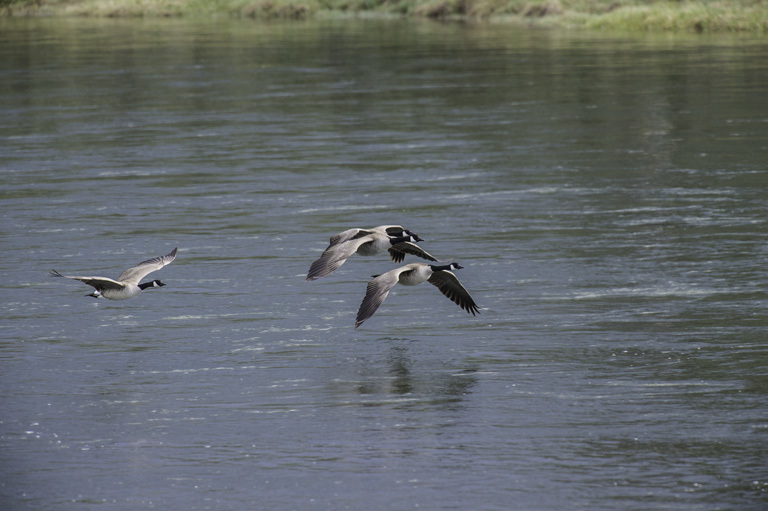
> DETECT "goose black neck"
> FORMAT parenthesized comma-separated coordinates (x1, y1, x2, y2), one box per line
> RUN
(389, 235, 411, 245)
(430, 264, 455, 272)
(139, 281, 157, 290)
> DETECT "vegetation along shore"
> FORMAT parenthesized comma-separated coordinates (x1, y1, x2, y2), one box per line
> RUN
(2, 0, 767, 32)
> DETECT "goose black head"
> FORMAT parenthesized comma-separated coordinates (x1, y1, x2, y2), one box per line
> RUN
(389, 233, 424, 245)
(403, 229, 424, 242)
(139, 280, 166, 290)
(430, 262, 464, 272)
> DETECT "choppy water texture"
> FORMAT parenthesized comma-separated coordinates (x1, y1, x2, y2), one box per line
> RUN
(1, 17, 767, 511)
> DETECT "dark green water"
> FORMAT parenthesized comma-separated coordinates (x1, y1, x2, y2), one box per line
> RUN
(1, 17, 767, 511)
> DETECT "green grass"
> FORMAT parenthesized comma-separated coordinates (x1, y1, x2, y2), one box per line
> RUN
(2, 0, 767, 32)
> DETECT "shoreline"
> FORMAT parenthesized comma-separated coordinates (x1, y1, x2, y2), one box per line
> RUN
(2, 0, 767, 33)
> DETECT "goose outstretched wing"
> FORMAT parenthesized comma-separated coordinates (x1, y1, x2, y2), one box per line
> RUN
(116, 247, 178, 285)
(427, 270, 480, 315)
(49, 270, 125, 291)
(388, 242, 438, 264)
(354, 268, 403, 328)
(307, 237, 372, 281)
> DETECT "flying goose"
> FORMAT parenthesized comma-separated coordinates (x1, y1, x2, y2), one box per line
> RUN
(355, 262, 480, 328)
(306, 226, 437, 281)
(325, 226, 408, 249)
(50, 247, 178, 300)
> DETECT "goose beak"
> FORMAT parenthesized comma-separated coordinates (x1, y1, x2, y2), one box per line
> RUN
(412, 234, 425, 242)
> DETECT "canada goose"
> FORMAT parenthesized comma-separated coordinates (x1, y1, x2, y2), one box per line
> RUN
(50, 247, 178, 300)
(306, 226, 437, 281)
(355, 262, 480, 328)
(325, 226, 408, 249)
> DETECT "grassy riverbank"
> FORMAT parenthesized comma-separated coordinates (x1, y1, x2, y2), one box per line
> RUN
(2, 0, 767, 32)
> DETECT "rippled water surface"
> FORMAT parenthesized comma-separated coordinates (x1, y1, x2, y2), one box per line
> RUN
(1, 17, 767, 510)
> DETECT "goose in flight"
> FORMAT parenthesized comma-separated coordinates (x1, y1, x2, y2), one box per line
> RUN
(355, 262, 479, 328)
(306, 225, 436, 281)
(50, 247, 178, 300)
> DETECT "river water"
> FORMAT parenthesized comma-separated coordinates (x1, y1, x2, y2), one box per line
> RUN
(1, 16, 766, 511)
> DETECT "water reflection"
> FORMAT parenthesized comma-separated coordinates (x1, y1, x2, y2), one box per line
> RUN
(336, 345, 478, 409)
